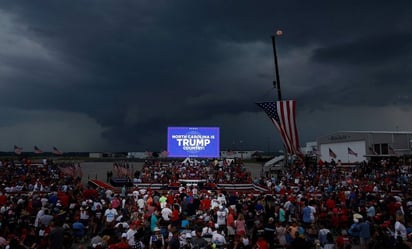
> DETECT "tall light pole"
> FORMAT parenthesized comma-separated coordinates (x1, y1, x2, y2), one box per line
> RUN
(272, 30, 283, 101)
(271, 29, 288, 168)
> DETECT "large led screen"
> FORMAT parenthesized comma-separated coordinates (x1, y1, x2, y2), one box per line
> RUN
(167, 127, 220, 158)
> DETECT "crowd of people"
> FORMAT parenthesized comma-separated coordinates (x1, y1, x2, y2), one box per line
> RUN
(136, 159, 253, 185)
(0, 157, 411, 249)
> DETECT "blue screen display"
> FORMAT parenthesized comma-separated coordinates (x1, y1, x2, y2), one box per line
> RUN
(167, 127, 220, 158)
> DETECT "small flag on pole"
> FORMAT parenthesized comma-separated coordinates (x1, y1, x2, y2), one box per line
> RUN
(329, 148, 337, 159)
(348, 147, 358, 156)
(14, 145, 23, 155)
(34, 146, 43, 154)
(52, 146, 63, 155)
(312, 147, 321, 156)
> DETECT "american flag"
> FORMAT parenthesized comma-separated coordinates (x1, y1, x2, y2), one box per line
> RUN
(34, 146, 43, 154)
(257, 100, 301, 156)
(312, 147, 321, 156)
(14, 145, 23, 155)
(329, 148, 337, 159)
(348, 147, 358, 156)
(52, 146, 63, 155)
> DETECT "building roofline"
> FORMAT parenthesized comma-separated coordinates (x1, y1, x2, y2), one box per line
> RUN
(339, 130, 412, 134)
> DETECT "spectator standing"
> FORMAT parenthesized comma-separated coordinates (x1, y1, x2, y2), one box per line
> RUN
(234, 213, 246, 237)
(191, 228, 208, 249)
(394, 215, 407, 241)
(302, 201, 316, 228)
(322, 232, 336, 249)
(149, 227, 164, 249)
(358, 218, 371, 249)
(104, 204, 119, 228)
(275, 221, 287, 247)
(254, 233, 269, 249)
(49, 219, 65, 249)
(167, 228, 180, 249)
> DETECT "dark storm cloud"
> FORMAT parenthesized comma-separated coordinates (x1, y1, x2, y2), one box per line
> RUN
(0, 0, 411, 151)
(312, 33, 412, 66)
(304, 31, 412, 109)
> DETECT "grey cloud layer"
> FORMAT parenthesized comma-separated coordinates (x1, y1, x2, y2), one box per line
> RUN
(0, 1, 411, 151)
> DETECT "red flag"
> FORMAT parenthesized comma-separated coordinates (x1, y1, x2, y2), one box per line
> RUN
(348, 147, 358, 156)
(14, 145, 23, 155)
(34, 146, 43, 154)
(257, 100, 302, 157)
(52, 146, 63, 155)
(329, 148, 337, 159)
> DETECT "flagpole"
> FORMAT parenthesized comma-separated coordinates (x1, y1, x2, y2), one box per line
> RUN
(271, 31, 282, 101)
(272, 30, 283, 101)
(272, 30, 288, 167)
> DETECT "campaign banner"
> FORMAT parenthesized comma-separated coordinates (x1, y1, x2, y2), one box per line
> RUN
(167, 127, 220, 158)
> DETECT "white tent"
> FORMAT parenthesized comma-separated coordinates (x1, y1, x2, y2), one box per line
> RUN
(263, 155, 285, 172)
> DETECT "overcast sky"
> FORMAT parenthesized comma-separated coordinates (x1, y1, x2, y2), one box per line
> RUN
(0, 1, 411, 153)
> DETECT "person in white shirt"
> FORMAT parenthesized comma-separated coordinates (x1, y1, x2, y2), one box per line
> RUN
(217, 193, 226, 205)
(366, 203, 376, 219)
(216, 206, 227, 227)
(104, 203, 118, 227)
(161, 204, 173, 222)
(210, 198, 220, 210)
(212, 228, 227, 247)
(202, 222, 214, 240)
(126, 224, 138, 247)
(394, 216, 407, 241)
(34, 207, 46, 228)
(137, 197, 145, 211)
(105, 189, 113, 200)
